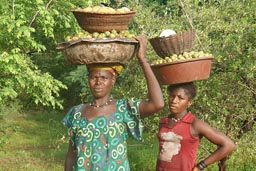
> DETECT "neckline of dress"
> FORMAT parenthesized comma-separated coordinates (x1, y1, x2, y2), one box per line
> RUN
(80, 99, 120, 122)
(89, 97, 113, 108)
(168, 112, 189, 123)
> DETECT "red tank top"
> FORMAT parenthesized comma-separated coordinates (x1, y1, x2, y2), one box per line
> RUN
(156, 112, 200, 171)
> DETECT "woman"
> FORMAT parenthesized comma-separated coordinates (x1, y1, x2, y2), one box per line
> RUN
(62, 35, 164, 171)
(156, 82, 235, 171)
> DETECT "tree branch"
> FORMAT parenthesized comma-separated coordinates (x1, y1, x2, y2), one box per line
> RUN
(178, 0, 204, 51)
(12, 0, 15, 16)
(29, 0, 54, 27)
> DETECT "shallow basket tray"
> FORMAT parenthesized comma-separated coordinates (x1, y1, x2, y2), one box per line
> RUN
(149, 29, 196, 58)
(151, 56, 214, 85)
(72, 9, 136, 33)
(56, 38, 139, 65)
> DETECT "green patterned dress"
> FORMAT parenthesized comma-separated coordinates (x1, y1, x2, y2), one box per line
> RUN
(62, 98, 143, 171)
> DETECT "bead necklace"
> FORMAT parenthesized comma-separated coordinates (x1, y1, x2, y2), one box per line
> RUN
(169, 114, 184, 122)
(89, 97, 113, 108)
(170, 117, 182, 122)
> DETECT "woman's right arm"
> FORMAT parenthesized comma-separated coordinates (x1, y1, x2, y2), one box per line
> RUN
(64, 140, 76, 171)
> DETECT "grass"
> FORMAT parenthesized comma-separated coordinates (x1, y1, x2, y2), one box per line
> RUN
(0, 111, 67, 171)
(0, 110, 256, 171)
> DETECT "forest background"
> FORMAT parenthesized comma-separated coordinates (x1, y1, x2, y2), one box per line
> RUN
(0, 0, 255, 170)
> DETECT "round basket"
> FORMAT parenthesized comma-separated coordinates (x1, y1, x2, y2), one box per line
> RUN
(71, 9, 136, 33)
(149, 29, 196, 58)
(56, 38, 139, 65)
(151, 56, 213, 85)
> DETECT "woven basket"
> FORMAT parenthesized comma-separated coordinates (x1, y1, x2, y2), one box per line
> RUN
(72, 9, 136, 33)
(151, 56, 213, 85)
(149, 29, 196, 58)
(56, 38, 139, 65)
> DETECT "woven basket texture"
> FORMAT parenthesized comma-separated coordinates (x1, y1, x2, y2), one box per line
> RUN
(72, 10, 136, 33)
(57, 38, 139, 65)
(149, 29, 196, 58)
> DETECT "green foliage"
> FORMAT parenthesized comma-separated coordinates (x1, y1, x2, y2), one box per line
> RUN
(0, 52, 66, 109)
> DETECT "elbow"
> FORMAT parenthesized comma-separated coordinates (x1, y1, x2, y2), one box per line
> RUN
(230, 141, 236, 152)
(225, 140, 236, 155)
(155, 101, 165, 112)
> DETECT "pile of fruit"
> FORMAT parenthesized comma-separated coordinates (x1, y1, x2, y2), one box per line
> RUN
(64, 5, 136, 41)
(151, 51, 213, 65)
(150, 29, 213, 65)
(65, 30, 135, 41)
(81, 6, 131, 13)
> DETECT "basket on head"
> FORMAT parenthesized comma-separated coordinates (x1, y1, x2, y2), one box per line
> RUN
(71, 9, 136, 33)
(149, 29, 196, 58)
(151, 56, 213, 85)
(56, 38, 139, 65)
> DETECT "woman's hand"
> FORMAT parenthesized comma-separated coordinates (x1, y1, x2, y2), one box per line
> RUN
(134, 35, 147, 63)
(192, 166, 201, 171)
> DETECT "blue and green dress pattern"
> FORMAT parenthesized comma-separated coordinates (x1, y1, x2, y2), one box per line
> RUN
(62, 98, 143, 171)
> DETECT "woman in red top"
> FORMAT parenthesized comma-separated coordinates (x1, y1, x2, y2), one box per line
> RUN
(156, 82, 235, 171)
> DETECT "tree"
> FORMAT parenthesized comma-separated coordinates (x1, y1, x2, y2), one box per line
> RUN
(0, 0, 255, 170)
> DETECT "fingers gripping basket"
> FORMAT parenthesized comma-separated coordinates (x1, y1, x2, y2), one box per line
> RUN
(149, 29, 196, 58)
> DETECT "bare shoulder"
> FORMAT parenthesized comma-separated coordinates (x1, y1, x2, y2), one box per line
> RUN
(191, 117, 216, 137)
(192, 117, 235, 148)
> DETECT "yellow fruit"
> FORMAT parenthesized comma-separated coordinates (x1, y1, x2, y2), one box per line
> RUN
(105, 7, 116, 13)
(121, 7, 131, 12)
(92, 6, 101, 12)
(92, 32, 99, 38)
(97, 7, 108, 13)
(98, 33, 106, 38)
(71, 36, 79, 40)
(83, 7, 92, 12)
(109, 33, 116, 38)
(116, 8, 126, 13)
(65, 36, 71, 41)
(105, 31, 111, 37)
(111, 30, 117, 34)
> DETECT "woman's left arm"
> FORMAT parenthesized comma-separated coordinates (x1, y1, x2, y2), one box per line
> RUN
(134, 35, 164, 117)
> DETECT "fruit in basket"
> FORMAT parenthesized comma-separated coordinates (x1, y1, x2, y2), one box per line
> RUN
(151, 51, 212, 65)
(116, 7, 131, 13)
(65, 30, 136, 41)
(72, 6, 135, 33)
(81, 6, 131, 14)
(159, 29, 176, 37)
(83, 7, 92, 12)
(92, 6, 101, 12)
(98, 7, 116, 13)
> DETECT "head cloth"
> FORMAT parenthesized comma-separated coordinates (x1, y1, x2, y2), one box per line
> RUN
(87, 63, 123, 76)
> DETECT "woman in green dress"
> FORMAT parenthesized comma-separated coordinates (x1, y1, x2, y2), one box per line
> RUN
(62, 35, 165, 171)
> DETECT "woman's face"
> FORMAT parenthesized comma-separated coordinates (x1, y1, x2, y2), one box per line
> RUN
(88, 70, 116, 98)
(168, 87, 192, 115)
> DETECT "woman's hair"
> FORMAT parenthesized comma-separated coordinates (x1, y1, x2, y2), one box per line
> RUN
(167, 82, 197, 100)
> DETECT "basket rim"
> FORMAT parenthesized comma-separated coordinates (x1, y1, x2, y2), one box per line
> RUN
(150, 56, 214, 67)
(85, 61, 126, 66)
(56, 38, 139, 50)
(71, 9, 136, 15)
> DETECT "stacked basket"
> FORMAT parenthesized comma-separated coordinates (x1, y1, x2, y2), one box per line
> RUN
(149, 29, 214, 85)
(57, 6, 139, 65)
